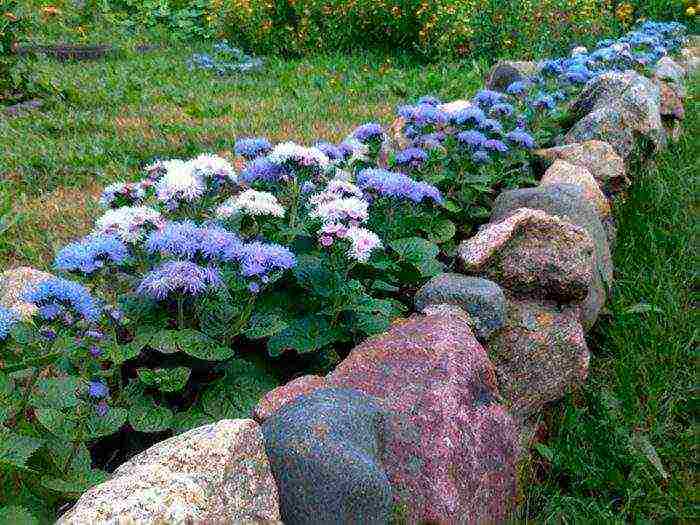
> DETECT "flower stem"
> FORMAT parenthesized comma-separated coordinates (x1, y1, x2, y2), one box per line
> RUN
(177, 295, 185, 330)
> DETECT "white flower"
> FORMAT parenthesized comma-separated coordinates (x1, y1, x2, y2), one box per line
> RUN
(571, 46, 588, 56)
(267, 141, 330, 170)
(94, 206, 162, 243)
(216, 189, 285, 218)
(310, 196, 369, 224)
(190, 153, 237, 183)
(99, 182, 146, 207)
(155, 160, 206, 203)
(340, 137, 369, 163)
(308, 178, 364, 208)
(438, 99, 474, 115)
(345, 226, 382, 262)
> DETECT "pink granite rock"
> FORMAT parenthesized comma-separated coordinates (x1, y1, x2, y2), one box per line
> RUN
(327, 311, 519, 524)
(540, 160, 610, 218)
(655, 79, 685, 121)
(457, 208, 596, 303)
(252, 375, 327, 423)
(488, 298, 591, 419)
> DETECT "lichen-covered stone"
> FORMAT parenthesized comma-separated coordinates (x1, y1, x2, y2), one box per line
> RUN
(565, 70, 666, 160)
(488, 298, 590, 419)
(327, 311, 519, 523)
(485, 60, 541, 91)
(653, 56, 685, 83)
(57, 419, 280, 524)
(0, 267, 53, 319)
(540, 160, 610, 218)
(457, 208, 595, 303)
(492, 184, 613, 331)
(414, 273, 506, 340)
(534, 140, 629, 195)
(252, 374, 327, 423)
(262, 388, 393, 525)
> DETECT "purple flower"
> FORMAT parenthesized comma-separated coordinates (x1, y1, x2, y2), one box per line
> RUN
(95, 400, 109, 417)
(248, 282, 260, 294)
(563, 64, 592, 84)
(320, 235, 334, 247)
(472, 150, 491, 164)
(394, 147, 428, 168)
(456, 130, 487, 149)
(55, 234, 129, 274)
(315, 142, 348, 162)
(146, 221, 244, 263)
(479, 118, 503, 135)
(506, 130, 537, 149)
(449, 107, 486, 127)
(484, 139, 510, 153)
(490, 103, 515, 118)
(88, 380, 109, 399)
(137, 261, 223, 300)
(541, 59, 564, 76)
(239, 242, 296, 279)
(472, 89, 505, 108)
(234, 137, 272, 159)
(90, 346, 102, 358)
(352, 122, 384, 143)
(24, 278, 102, 323)
(356, 168, 442, 204)
(417, 95, 441, 106)
(506, 81, 529, 96)
(397, 104, 448, 128)
(0, 307, 19, 340)
(85, 330, 103, 340)
(40, 327, 57, 341)
(240, 157, 284, 184)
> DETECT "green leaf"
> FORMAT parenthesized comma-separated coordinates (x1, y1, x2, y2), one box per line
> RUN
(148, 329, 183, 355)
(8, 323, 36, 346)
(390, 237, 444, 277)
(267, 315, 342, 356)
(85, 407, 128, 439)
(45, 437, 92, 475)
(41, 469, 109, 496)
(35, 408, 77, 441)
(535, 443, 554, 462)
(30, 377, 80, 410)
(0, 506, 39, 525)
(293, 255, 344, 297)
(244, 312, 288, 339)
(0, 430, 43, 470)
(442, 199, 462, 213)
(149, 329, 235, 361)
(105, 341, 142, 365)
(371, 280, 400, 293)
(428, 218, 456, 243)
(129, 399, 173, 433)
(171, 409, 215, 435)
(136, 367, 191, 393)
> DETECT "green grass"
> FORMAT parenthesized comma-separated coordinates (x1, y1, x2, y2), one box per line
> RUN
(525, 77, 699, 522)
(0, 45, 485, 269)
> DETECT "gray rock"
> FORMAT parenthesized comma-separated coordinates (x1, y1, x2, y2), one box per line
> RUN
(565, 70, 666, 160)
(540, 160, 610, 219)
(262, 388, 393, 525)
(491, 184, 613, 330)
(414, 273, 506, 340)
(485, 61, 540, 92)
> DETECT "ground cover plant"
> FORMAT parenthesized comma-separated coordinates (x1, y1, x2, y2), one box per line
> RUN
(0, 6, 695, 525)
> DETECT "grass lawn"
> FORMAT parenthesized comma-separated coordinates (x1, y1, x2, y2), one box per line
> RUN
(0, 45, 485, 270)
(525, 76, 698, 522)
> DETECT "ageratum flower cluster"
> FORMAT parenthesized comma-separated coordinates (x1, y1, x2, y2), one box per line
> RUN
(23, 278, 102, 324)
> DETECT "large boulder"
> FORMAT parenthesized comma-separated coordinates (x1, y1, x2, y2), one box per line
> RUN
(0, 267, 53, 319)
(262, 388, 393, 525)
(252, 374, 327, 423)
(491, 184, 613, 330)
(534, 140, 629, 195)
(540, 160, 610, 218)
(57, 419, 281, 524)
(488, 298, 590, 420)
(653, 56, 685, 84)
(328, 311, 519, 523)
(655, 79, 685, 121)
(414, 273, 506, 340)
(564, 70, 666, 160)
(485, 60, 541, 91)
(457, 208, 596, 304)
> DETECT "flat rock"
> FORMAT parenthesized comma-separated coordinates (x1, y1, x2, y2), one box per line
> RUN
(414, 273, 506, 340)
(0, 267, 54, 319)
(328, 311, 519, 523)
(534, 140, 629, 195)
(541, 160, 610, 218)
(565, 70, 666, 160)
(457, 208, 595, 303)
(252, 374, 327, 423)
(262, 388, 393, 525)
(58, 419, 280, 523)
(485, 60, 540, 91)
(488, 298, 590, 419)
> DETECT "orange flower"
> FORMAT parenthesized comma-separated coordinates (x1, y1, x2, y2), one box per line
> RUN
(41, 6, 62, 16)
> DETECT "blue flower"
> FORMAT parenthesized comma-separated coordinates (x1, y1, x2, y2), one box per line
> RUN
(541, 59, 564, 76)
(456, 130, 487, 149)
(506, 130, 537, 149)
(137, 261, 223, 300)
(239, 242, 296, 279)
(490, 103, 515, 118)
(394, 147, 428, 168)
(449, 107, 486, 127)
(24, 278, 102, 323)
(352, 122, 384, 143)
(532, 93, 556, 112)
(55, 234, 129, 274)
(315, 142, 348, 162)
(234, 137, 272, 159)
(240, 158, 284, 184)
(145, 221, 243, 262)
(417, 95, 441, 106)
(479, 118, 503, 135)
(472, 150, 491, 164)
(505, 81, 529, 96)
(484, 139, 509, 153)
(88, 380, 109, 399)
(472, 89, 505, 108)
(356, 168, 442, 204)
(0, 307, 19, 340)
(397, 104, 448, 128)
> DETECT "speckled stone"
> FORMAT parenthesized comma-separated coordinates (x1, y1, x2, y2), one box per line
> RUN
(534, 140, 629, 195)
(655, 79, 685, 121)
(57, 419, 280, 524)
(262, 388, 393, 525)
(414, 273, 506, 340)
(485, 60, 541, 91)
(328, 311, 519, 523)
(679, 47, 700, 74)
(540, 160, 610, 218)
(492, 184, 613, 331)
(252, 374, 328, 423)
(653, 56, 685, 84)
(565, 70, 666, 160)
(0, 267, 53, 319)
(457, 208, 595, 303)
(488, 298, 590, 419)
